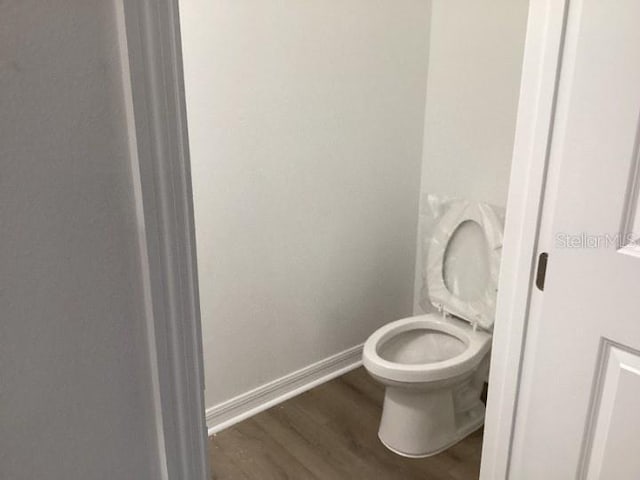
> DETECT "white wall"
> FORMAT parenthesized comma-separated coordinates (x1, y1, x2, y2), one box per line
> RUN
(420, 0, 529, 206)
(0, 1, 162, 478)
(180, 0, 432, 407)
(414, 0, 529, 312)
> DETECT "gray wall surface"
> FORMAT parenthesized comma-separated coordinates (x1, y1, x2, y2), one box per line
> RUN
(419, 0, 529, 208)
(180, 0, 432, 407)
(0, 1, 162, 478)
(413, 0, 529, 313)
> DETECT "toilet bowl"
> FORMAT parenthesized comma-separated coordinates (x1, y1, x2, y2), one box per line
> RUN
(363, 200, 503, 458)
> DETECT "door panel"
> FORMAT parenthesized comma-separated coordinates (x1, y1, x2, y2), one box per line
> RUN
(619, 122, 640, 254)
(583, 341, 640, 480)
(508, 0, 640, 478)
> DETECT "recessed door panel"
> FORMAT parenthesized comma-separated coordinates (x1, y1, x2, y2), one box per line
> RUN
(582, 342, 640, 479)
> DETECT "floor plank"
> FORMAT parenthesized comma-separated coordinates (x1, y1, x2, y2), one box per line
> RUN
(210, 368, 482, 480)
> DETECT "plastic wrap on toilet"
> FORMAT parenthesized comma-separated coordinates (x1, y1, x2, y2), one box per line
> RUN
(416, 193, 505, 330)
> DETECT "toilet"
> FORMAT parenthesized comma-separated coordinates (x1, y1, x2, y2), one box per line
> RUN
(362, 200, 503, 458)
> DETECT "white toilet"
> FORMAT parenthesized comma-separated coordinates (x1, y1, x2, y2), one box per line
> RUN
(362, 200, 503, 458)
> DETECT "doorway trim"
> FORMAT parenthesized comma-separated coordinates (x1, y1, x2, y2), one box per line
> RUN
(117, 0, 573, 477)
(119, 0, 209, 478)
(479, 1, 570, 478)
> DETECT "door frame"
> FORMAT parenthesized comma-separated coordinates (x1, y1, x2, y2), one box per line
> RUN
(480, 0, 570, 478)
(121, 0, 573, 478)
(118, 0, 209, 478)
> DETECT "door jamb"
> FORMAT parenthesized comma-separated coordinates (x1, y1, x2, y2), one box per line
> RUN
(480, 1, 569, 478)
(116, 0, 573, 477)
(119, 1, 209, 478)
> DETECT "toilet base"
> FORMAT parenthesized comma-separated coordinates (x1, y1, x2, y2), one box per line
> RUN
(377, 382, 485, 458)
(379, 421, 484, 459)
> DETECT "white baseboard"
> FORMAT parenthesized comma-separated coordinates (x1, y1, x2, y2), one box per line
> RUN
(206, 344, 364, 435)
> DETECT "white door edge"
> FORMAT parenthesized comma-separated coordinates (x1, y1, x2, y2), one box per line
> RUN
(480, 1, 570, 478)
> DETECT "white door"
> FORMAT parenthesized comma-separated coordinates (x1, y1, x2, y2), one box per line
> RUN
(508, 0, 640, 478)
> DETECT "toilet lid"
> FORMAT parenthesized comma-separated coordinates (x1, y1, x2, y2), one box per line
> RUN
(425, 201, 503, 330)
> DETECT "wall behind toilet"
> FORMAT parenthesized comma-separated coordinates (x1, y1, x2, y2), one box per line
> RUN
(414, 0, 530, 313)
(180, 0, 432, 411)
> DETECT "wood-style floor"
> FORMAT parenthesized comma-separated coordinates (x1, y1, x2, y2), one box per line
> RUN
(209, 367, 483, 479)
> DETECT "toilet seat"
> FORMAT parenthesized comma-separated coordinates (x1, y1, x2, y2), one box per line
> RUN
(426, 202, 502, 330)
(363, 314, 491, 384)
